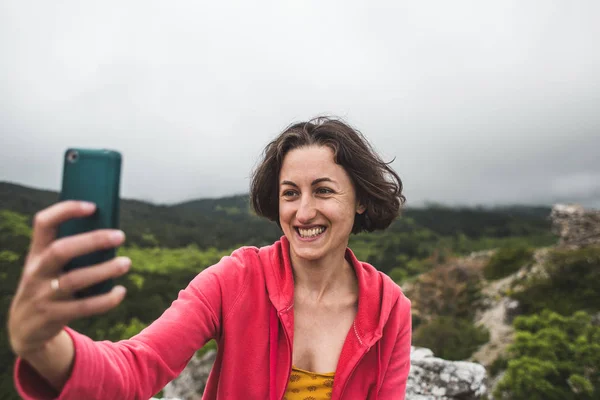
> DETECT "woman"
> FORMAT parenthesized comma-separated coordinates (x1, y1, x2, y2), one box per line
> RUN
(8, 117, 412, 400)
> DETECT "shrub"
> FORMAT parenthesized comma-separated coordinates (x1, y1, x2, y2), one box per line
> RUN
(489, 354, 508, 377)
(483, 244, 533, 280)
(494, 310, 600, 400)
(407, 263, 484, 321)
(412, 317, 490, 360)
(387, 267, 407, 284)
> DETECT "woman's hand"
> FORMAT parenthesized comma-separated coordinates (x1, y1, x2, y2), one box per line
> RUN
(8, 200, 130, 359)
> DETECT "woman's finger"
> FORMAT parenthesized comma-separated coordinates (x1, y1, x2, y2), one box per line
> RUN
(51, 286, 127, 322)
(54, 257, 131, 298)
(38, 229, 125, 277)
(29, 201, 97, 257)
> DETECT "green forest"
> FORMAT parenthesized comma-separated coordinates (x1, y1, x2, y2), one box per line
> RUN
(1, 181, 598, 399)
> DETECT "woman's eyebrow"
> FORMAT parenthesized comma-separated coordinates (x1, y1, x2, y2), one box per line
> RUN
(311, 177, 336, 185)
(280, 178, 337, 187)
(280, 180, 298, 187)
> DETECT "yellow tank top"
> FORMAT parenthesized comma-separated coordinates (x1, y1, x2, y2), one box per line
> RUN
(284, 366, 335, 400)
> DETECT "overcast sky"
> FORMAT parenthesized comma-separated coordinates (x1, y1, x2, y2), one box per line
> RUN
(1, 1, 599, 207)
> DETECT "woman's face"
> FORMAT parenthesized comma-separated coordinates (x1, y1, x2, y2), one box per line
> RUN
(278, 145, 365, 263)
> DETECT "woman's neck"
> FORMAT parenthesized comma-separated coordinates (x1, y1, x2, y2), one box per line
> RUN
(290, 247, 358, 305)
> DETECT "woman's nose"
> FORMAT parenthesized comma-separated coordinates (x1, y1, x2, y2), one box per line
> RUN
(296, 195, 317, 222)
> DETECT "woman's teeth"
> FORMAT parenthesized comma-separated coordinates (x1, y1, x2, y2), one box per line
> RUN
(298, 227, 325, 238)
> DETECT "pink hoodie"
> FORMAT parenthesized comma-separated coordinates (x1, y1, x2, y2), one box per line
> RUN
(15, 236, 412, 399)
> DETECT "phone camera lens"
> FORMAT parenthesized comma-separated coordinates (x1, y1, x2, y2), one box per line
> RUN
(67, 150, 79, 163)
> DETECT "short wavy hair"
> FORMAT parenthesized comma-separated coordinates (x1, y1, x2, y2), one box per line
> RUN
(250, 117, 405, 234)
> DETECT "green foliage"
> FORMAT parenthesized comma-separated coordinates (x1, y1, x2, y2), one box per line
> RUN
(141, 233, 159, 247)
(449, 233, 556, 255)
(0, 209, 31, 238)
(412, 317, 490, 360)
(397, 204, 553, 239)
(495, 310, 600, 400)
(0, 219, 25, 399)
(120, 245, 230, 274)
(409, 263, 485, 328)
(387, 267, 408, 284)
(511, 246, 600, 316)
(197, 339, 217, 358)
(215, 204, 241, 215)
(350, 228, 448, 277)
(568, 374, 594, 397)
(496, 357, 564, 400)
(128, 273, 145, 289)
(497, 247, 600, 399)
(102, 317, 148, 341)
(489, 354, 508, 377)
(484, 244, 534, 280)
(0, 209, 32, 254)
(0, 250, 19, 263)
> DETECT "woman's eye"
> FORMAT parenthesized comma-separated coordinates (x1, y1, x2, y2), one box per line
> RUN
(316, 187, 333, 195)
(282, 190, 297, 197)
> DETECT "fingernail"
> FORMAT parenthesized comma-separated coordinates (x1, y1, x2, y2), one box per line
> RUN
(81, 202, 96, 212)
(114, 286, 126, 295)
(117, 257, 131, 271)
(111, 230, 125, 244)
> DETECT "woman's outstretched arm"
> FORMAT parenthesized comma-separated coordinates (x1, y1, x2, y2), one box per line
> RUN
(13, 253, 245, 400)
(9, 200, 247, 400)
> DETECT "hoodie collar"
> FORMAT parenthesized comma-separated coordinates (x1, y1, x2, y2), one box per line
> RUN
(262, 236, 398, 346)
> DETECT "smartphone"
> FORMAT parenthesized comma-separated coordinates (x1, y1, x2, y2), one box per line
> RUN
(57, 148, 122, 298)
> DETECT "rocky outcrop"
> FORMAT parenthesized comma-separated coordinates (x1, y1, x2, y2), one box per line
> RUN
(551, 203, 600, 246)
(159, 347, 487, 400)
(162, 350, 216, 400)
(408, 347, 487, 400)
(151, 398, 181, 400)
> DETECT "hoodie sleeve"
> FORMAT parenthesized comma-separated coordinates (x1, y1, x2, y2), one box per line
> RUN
(14, 249, 252, 400)
(377, 294, 412, 400)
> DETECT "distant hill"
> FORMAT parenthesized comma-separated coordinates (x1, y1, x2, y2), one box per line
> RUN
(0, 181, 553, 251)
(0, 181, 282, 249)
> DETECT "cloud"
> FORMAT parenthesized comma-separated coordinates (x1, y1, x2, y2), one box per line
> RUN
(1, 0, 599, 207)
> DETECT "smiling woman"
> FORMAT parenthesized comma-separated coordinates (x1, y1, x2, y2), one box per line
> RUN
(9, 117, 412, 400)
(251, 118, 411, 399)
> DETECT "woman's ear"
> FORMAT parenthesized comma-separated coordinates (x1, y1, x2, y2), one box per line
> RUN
(356, 204, 366, 214)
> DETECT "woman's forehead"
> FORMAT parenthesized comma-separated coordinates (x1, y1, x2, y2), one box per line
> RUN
(280, 147, 351, 184)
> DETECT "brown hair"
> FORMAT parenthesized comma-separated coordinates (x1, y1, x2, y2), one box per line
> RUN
(250, 117, 405, 233)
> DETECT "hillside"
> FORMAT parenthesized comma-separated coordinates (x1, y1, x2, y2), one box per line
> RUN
(0, 181, 556, 271)
(0, 180, 572, 399)
(0, 181, 283, 249)
(404, 204, 600, 398)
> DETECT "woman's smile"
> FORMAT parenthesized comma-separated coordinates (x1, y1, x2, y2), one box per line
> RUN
(295, 226, 327, 241)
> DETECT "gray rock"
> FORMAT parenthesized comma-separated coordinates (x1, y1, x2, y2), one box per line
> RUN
(162, 350, 217, 400)
(151, 398, 182, 400)
(504, 299, 521, 324)
(551, 203, 600, 246)
(407, 346, 487, 400)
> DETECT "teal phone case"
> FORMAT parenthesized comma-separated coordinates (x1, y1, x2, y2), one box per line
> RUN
(57, 148, 122, 298)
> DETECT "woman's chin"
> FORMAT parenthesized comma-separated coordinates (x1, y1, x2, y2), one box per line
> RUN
(292, 251, 325, 263)
(288, 241, 326, 262)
